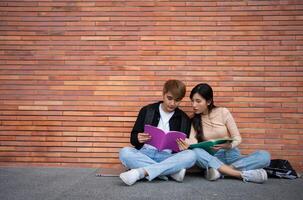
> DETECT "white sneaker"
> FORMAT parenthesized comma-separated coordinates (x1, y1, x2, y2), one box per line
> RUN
(119, 169, 141, 186)
(170, 169, 186, 182)
(241, 169, 268, 184)
(205, 168, 221, 181)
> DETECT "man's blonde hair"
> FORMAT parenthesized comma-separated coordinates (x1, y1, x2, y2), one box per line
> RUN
(163, 80, 186, 101)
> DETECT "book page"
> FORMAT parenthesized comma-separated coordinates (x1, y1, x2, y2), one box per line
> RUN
(144, 125, 186, 152)
(164, 131, 187, 152)
(144, 125, 165, 150)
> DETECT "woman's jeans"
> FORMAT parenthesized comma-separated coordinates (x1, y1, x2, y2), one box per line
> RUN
(119, 146, 196, 181)
(193, 147, 271, 171)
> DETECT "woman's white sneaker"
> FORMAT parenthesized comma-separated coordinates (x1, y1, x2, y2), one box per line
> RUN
(170, 169, 186, 182)
(205, 168, 221, 181)
(241, 169, 268, 184)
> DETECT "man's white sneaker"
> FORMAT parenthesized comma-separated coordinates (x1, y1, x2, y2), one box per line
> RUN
(205, 168, 221, 181)
(119, 169, 141, 186)
(241, 169, 268, 184)
(170, 169, 186, 182)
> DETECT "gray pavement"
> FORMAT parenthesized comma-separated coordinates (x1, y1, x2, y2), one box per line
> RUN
(0, 167, 302, 200)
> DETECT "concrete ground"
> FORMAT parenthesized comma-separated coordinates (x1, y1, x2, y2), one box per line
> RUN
(0, 167, 302, 200)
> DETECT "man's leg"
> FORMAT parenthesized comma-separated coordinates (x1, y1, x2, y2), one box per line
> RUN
(119, 146, 157, 169)
(119, 147, 173, 185)
(143, 150, 196, 181)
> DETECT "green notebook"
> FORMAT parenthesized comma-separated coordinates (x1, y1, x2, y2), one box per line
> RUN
(189, 138, 233, 155)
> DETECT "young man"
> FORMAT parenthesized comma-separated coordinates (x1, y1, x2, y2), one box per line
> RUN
(119, 80, 196, 186)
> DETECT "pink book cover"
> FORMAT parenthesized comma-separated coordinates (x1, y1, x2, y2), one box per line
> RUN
(144, 125, 186, 152)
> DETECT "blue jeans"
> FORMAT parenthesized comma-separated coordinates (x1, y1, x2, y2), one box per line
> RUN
(119, 146, 196, 181)
(193, 147, 271, 171)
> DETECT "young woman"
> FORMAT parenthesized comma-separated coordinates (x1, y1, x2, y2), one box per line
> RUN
(181, 83, 271, 184)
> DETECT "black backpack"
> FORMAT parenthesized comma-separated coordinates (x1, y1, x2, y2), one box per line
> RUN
(264, 159, 299, 179)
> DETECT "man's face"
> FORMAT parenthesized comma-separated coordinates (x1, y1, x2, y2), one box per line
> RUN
(162, 91, 181, 113)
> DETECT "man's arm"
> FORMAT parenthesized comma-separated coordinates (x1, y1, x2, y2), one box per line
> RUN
(180, 112, 191, 137)
(184, 116, 191, 137)
(130, 106, 148, 149)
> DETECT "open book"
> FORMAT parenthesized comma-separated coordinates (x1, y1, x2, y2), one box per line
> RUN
(144, 125, 187, 152)
(189, 138, 233, 155)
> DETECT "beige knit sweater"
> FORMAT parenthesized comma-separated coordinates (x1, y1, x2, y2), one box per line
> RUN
(186, 107, 242, 148)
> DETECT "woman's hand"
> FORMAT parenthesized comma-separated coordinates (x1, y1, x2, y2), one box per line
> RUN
(177, 138, 190, 151)
(212, 142, 232, 151)
(137, 132, 151, 143)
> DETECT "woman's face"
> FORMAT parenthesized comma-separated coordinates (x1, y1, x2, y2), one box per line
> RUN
(191, 93, 208, 114)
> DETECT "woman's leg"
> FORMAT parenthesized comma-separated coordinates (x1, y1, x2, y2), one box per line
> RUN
(214, 148, 242, 165)
(231, 150, 271, 171)
(215, 149, 270, 183)
(193, 148, 224, 170)
(193, 148, 268, 182)
(217, 165, 242, 178)
(193, 148, 242, 178)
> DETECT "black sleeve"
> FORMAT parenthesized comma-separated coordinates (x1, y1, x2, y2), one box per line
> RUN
(130, 106, 147, 149)
(183, 114, 191, 137)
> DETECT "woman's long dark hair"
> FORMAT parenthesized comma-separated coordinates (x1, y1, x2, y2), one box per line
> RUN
(190, 83, 216, 142)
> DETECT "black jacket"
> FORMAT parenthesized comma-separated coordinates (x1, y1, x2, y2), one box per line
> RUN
(130, 101, 191, 150)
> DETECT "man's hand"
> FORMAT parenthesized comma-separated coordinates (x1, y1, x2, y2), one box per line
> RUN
(177, 138, 190, 151)
(137, 132, 151, 143)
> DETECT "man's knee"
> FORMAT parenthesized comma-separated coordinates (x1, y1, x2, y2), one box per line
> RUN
(119, 147, 136, 161)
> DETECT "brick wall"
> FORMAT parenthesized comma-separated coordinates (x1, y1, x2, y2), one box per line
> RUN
(0, 0, 302, 171)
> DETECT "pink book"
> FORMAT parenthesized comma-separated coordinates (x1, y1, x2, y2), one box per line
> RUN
(144, 125, 187, 152)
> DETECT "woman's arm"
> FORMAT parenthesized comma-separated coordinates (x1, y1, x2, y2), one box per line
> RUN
(224, 108, 242, 148)
(185, 125, 198, 145)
